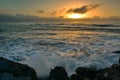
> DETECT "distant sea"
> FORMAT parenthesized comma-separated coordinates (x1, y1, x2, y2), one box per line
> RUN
(0, 20, 120, 77)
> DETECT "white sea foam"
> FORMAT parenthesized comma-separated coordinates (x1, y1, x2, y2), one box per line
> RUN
(0, 21, 120, 77)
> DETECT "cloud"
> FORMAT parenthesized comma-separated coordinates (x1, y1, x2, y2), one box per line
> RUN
(0, 13, 64, 22)
(50, 8, 66, 16)
(66, 4, 100, 14)
(37, 10, 44, 14)
(59, 8, 66, 13)
(58, 16, 64, 18)
(0, 13, 46, 22)
(51, 11, 57, 15)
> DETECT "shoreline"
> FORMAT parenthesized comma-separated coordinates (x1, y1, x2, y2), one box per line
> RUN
(0, 57, 120, 80)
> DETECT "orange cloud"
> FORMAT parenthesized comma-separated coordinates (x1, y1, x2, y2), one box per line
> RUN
(66, 4, 101, 14)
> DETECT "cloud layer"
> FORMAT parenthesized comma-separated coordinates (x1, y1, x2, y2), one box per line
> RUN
(0, 13, 44, 22)
(0, 13, 65, 22)
(37, 10, 44, 14)
(66, 4, 100, 14)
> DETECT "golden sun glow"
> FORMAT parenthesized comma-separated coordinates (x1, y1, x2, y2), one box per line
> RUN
(67, 13, 85, 19)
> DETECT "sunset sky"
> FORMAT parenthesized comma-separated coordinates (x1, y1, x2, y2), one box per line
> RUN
(0, 0, 120, 20)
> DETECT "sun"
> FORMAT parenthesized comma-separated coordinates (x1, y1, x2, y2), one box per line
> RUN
(66, 13, 85, 19)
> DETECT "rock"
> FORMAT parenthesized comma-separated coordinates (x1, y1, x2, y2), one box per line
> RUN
(0, 57, 38, 80)
(75, 67, 97, 80)
(96, 64, 120, 80)
(70, 74, 83, 80)
(70, 59, 120, 80)
(112, 50, 120, 53)
(48, 66, 69, 80)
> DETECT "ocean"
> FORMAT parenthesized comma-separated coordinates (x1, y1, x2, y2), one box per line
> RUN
(0, 20, 120, 77)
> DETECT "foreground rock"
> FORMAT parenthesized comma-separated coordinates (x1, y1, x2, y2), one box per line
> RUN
(48, 66, 69, 80)
(70, 67, 97, 80)
(48, 58, 120, 80)
(0, 57, 38, 80)
(96, 64, 120, 80)
(70, 61, 120, 80)
(112, 50, 120, 54)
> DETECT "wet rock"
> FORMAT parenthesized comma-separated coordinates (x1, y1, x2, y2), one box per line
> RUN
(0, 57, 38, 80)
(72, 58, 120, 80)
(48, 66, 69, 80)
(75, 67, 97, 80)
(70, 74, 83, 80)
(112, 50, 120, 54)
(72, 63, 120, 80)
(96, 64, 120, 80)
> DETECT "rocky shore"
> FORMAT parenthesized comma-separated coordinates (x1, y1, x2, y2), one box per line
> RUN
(0, 57, 38, 80)
(0, 57, 120, 80)
(48, 61, 120, 80)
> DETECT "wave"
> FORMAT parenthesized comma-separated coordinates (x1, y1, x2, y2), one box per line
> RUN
(0, 22, 120, 77)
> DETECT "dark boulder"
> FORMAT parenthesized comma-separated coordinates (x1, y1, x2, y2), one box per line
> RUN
(112, 51, 120, 54)
(70, 74, 83, 80)
(96, 64, 120, 80)
(70, 59, 120, 80)
(75, 67, 97, 80)
(48, 66, 69, 80)
(0, 57, 38, 80)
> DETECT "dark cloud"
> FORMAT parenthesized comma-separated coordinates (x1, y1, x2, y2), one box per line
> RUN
(59, 8, 66, 13)
(66, 4, 100, 14)
(51, 11, 57, 15)
(0, 13, 66, 22)
(37, 10, 44, 14)
(51, 8, 66, 16)
(0, 13, 46, 22)
(58, 16, 64, 18)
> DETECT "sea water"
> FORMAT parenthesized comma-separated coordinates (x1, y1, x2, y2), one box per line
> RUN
(0, 20, 120, 77)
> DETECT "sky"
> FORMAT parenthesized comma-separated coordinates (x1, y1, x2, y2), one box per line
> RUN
(0, 0, 120, 21)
